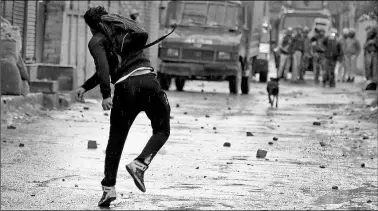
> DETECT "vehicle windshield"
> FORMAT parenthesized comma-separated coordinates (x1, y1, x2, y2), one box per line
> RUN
(166, 1, 241, 29)
(280, 15, 329, 30)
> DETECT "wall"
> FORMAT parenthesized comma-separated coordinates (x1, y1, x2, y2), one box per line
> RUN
(42, 0, 161, 88)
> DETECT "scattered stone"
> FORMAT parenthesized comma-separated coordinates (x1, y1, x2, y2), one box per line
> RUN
(184, 112, 188, 115)
(75, 184, 78, 187)
(320, 165, 325, 168)
(268, 142, 273, 145)
(333, 112, 337, 116)
(275, 159, 278, 161)
(246, 132, 254, 136)
(121, 193, 123, 197)
(62, 179, 65, 181)
(204, 98, 207, 100)
(265, 158, 269, 161)
(19, 143, 24, 147)
(87, 140, 97, 149)
(201, 89, 204, 93)
(223, 142, 231, 147)
(354, 126, 360, 130)
(247, 164, 253, 166)
(319, 141, 326, 147)
(195, 118, 198, 121)
(2, 141, 6, 143)
(329, 116, 333, 119)
(213, 127, 216, 130)
(332, 186, 338, 190)
(361, 163, 365, 168)
(205, 114, 210, 118)
(201, 126, 204, 129)
(104, 113, 109, 116)
(278, 125, 280, 127)
(204, 176, 207, 178)
(196, 167, 199, 169)
(256, 149, 267, 158)
(313, 121, 321, 126)
(83, 107, 89, 110)
(367, 200, 372, 203)
(228, 107, 231, 110)
(176, 103, 180, 108)
(362, 134, 369, 140)
(7, 125, 16, 129)
(31, 194, 35, 197)
(226, 162, 233, 164)
(273, 137, 278, 141)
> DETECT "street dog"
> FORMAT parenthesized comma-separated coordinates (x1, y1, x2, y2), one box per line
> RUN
(267, 77, 280, 108)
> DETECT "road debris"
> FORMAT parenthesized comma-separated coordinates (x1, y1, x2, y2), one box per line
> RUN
(332, 186, 338, 190)
(313, 121, 321, 126)
(223, 142, 231, 147)
(7, 125, 16, 129)
(87, 140, 97, 149)
(246, 132, 254, 136)
(256, 149, 267, 158)
(319, 141, 326, 147)
(273, 137, 278, 141)
(268, 142, 273, 145)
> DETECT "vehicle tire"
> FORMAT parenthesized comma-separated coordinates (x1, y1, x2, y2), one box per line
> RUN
(175, 77, 185, 91)
(241, 76, 250, 94)
(229, 76, 238, 94)
(157, 73, 171, 90)
(259, 70, 268, 83)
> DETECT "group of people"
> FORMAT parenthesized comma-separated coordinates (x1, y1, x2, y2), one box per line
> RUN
(276, 23, 377, 88)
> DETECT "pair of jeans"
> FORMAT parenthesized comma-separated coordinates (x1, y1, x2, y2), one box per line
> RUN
(323, 59, 336, 87)
(344, 54, 357, 80)
(313, 53, 325, 83)
(278, 53, 291, 79)
(101, 73, 171, 187)
(292, 51, 302, 81)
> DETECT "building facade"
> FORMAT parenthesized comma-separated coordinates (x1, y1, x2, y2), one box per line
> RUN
(1, 0, 162, 88)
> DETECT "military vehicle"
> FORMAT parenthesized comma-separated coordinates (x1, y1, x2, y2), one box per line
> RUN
(157, 0, 270, 94)
(271, 1, 332, 72)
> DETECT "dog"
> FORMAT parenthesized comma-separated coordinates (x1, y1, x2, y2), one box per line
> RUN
(267, 77, 280, 108)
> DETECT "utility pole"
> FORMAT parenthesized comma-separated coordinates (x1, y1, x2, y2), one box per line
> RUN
(348, 1, 356, 28)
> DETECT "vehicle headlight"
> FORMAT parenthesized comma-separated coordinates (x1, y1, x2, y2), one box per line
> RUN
(167, 48, 179, 57)
(218, 52, 231, 60)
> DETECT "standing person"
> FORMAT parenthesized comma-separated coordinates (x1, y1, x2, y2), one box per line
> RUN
(301, 26, 312, 81)
(337, 28, 349, 82)
(291, 26, 304, 83)
(129, 9, 139, 21)
(75, 6, 171, 207)
(364, 26, 378, 84)
(311, 28, 326, 84)
(323, 28, 343, 88)
(344, 28, 361, 82)
(277, 27, 293, 80)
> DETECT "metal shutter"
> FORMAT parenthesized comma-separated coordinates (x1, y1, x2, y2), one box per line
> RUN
(25, 1, 37, 61)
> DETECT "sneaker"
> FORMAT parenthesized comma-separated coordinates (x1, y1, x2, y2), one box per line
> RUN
(98, 186, 116, 207)
(126, 160, 148, 192)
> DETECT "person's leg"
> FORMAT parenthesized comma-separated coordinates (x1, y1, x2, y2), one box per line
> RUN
(323, 59, 329, 86)
(330, 60, 336, 87)
(351, 54, 357, 81)
(278, 54, 287, 79)
(345, 55, 352, 81)
(292, 51, 299, 81)
(284, 55, 291, 80)
(99, 84, 140, 206)
(342, 56, 348, 82)
(314, 56, 320, 84)
(126, 75, 171, 193)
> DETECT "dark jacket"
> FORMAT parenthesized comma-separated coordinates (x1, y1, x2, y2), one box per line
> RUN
(81, 32, 152, 99)
(292, 34, 304, 53)
(323, 37, 343, 62)
(280, 34, 293, 55)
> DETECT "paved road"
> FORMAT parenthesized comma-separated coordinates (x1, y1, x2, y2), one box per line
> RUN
(1, 77, 377, 210)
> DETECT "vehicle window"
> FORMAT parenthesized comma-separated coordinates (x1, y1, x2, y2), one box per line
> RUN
(181, 2, 207, 25)
(282, 16, 316, 29)
(207, 4, 225, 26)
(290, 1, 323, 10)
(225, 5, 239, 27)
